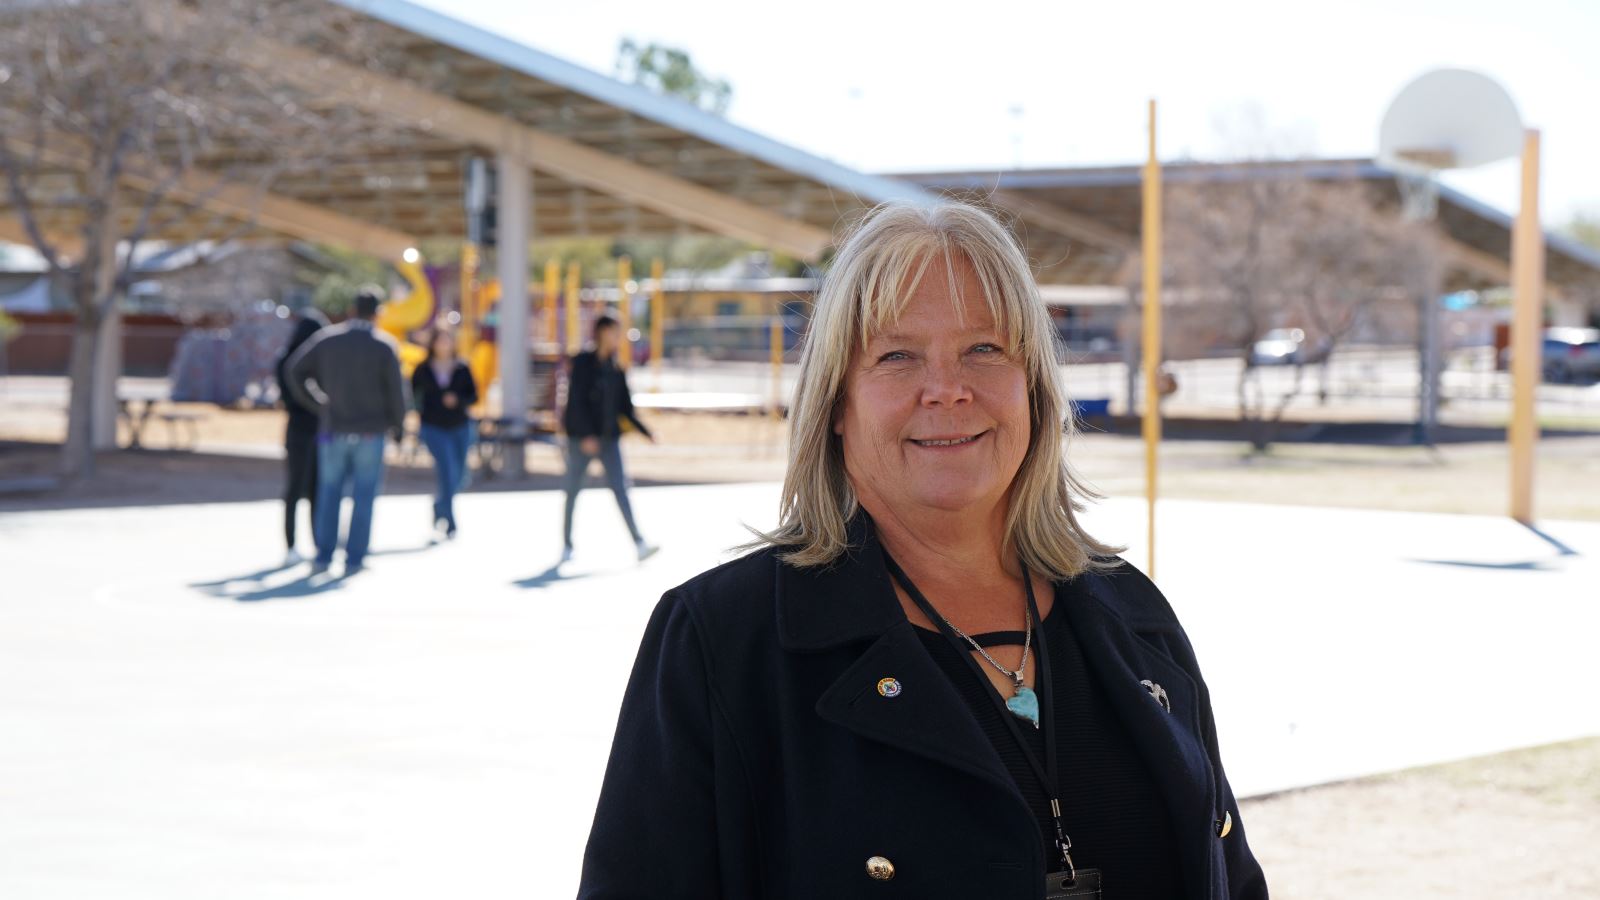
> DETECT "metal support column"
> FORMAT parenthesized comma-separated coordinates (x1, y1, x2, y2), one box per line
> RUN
(495, 152, 530, 477)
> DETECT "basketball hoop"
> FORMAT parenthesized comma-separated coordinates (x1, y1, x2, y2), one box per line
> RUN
(1376, 68, 1524, 445)
(1392, 162, 1441, 221)
(1378, 68, 1523, 222)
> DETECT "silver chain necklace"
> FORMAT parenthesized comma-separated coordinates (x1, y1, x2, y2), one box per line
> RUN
(923, 582, 1040, 727)
(932, 603, 1031, 687)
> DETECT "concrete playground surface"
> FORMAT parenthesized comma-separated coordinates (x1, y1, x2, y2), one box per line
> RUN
(2, 481, 1596, 898)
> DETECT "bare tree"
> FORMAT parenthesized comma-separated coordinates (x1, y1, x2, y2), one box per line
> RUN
(1158, 170, 1439, 448)
(0, 0, 394, 478)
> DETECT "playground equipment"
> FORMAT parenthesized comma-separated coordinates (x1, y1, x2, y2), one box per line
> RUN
(375, 247, 433, 375)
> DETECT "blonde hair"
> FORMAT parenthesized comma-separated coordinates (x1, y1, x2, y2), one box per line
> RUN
(749, 200, 1122, 578)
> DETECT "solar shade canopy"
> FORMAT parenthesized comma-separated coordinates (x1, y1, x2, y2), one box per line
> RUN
(0, 0, 934, 263)
(896, 158, 1600, 297)
(2, 0, 1594, 302)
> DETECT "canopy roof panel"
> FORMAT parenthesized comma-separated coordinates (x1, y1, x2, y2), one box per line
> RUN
(898, 158, 1600, 292)
(0, 0, 936, 260)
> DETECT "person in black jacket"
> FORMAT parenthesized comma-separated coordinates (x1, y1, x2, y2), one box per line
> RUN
(578, 202, 1269, 899)
(411, 327, 478, 538)
(284, 288, 407, 576)
(560, 315, 657, 564)
(274, 308, 327, 565)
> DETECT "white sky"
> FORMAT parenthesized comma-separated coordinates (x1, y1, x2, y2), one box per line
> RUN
(420, 0, 1600, 229)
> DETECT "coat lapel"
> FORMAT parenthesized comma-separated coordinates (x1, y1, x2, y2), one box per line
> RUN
(813, 621, 1022, 799)
(778, 516, 1024, 801)
(1060, 572, 1218, 859)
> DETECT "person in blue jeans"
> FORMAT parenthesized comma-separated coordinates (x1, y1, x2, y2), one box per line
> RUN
(284, 288, 407, 575)
(411, 327, 478, 539)
(561, 315, 657, 564)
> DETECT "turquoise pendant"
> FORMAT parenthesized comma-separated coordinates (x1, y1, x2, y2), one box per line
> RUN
(1006, 685, 1040, 727)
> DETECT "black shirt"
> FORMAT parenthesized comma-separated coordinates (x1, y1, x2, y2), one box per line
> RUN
(562, 350, 651, 440)
(411, 360, 478, 429)
(914, 580, 1182, 895)
(277, 352, 320, 434)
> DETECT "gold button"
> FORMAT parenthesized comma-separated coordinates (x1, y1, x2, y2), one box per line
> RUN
(1216, 810, 1233, 838)
(866, 856, 895, 881)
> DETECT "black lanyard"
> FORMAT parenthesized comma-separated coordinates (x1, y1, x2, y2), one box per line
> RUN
(883, 553, 1078, 879)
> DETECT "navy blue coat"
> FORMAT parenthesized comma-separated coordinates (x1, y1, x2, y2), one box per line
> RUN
(579, 517, 1269, 899)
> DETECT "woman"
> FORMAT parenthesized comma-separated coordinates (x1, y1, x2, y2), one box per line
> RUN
(275, 308, 327, 565)
(578, 202, 1268, 899)
(560, 314, 657, 564)
(411, 327, 478, 538)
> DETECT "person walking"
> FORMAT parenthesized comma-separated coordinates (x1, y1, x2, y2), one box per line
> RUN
(284, 287, 407, 576)
(411, 327, 478, 539)
(274, 308, 327, 565)
(560, 314, 657, 564)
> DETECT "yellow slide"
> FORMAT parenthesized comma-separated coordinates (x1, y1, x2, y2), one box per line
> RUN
(376, 248, 432, 375)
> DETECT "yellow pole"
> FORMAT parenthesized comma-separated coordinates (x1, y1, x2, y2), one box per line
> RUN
(543, 259, 559, 345)
(1509, 128, 1543, 525)
(565, 260, 581, 354)
(651, 257, 665, 391)
(617, 255, 632, 368)
(459, 242, 478, 356)
(1140, 98, 1163, 578)
(770, 311, 783, 419)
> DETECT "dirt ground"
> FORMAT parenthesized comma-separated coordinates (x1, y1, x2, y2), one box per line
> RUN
(3, 397, 1597, 520)
(1242, 737, 1600, 899)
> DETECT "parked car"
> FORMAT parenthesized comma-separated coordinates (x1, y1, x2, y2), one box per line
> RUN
(1250, 328, 1306, 365)
(1542, 327, 1600, 383)
(1501, 327, 1600, 383)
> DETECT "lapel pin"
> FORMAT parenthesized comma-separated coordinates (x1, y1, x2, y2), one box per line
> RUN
(876, 677, 903, 698)
(1140, 679, 1172, 713)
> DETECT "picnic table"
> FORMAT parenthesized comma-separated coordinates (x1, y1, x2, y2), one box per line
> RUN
(118, 383, 204, 450)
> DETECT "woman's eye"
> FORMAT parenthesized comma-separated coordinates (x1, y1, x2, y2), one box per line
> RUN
(971, 343, 1003, 355)
(877, 350, 909, 363)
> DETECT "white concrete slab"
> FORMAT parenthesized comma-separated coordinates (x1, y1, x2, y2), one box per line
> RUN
(1, 484, 1596, 898)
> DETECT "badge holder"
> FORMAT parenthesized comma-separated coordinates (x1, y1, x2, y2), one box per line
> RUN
(1045, 867, 1102, 899)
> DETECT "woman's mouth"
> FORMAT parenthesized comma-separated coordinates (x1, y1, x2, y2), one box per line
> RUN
(910, 431, 987, 448)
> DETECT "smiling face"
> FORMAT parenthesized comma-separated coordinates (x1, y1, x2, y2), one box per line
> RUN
(833, 253, 1032, 520)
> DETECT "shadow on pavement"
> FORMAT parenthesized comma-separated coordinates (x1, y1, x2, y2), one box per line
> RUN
(1413, 521, 1586, 571)
(190, 567, 353, 602)
(1410, 558, 1560, 572)
(0, 440, 697, 513)
(512, 562, 584, 590)
(190, 560, 300, 588)
(366, 542, 442, 559)
(1520, 521, 1582, 557)
(188, 541, 439, 601)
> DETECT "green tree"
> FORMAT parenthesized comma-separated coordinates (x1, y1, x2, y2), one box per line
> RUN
(614, 39, 732, 115)
(309, 245, 387, 317)
(1564, 211, 1600, 251)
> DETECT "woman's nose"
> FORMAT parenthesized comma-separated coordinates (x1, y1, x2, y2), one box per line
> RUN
(919, 360, 973, 408)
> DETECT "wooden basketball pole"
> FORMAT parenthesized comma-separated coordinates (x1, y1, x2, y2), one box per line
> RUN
(1509, 128, 1542, 525)
(1141, 99, 1163, 578)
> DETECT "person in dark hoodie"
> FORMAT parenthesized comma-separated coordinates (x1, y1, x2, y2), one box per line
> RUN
(560, 315, 657, 564)
(284, 287, 407, 576)
(411, 326, 478, 539)
(275, 308, 328, 565)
